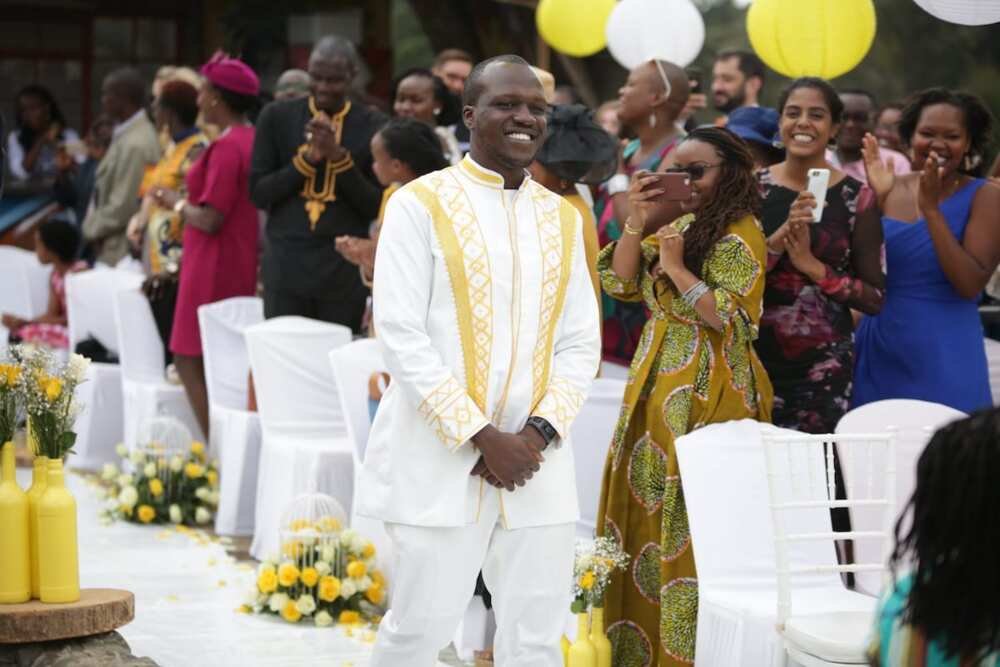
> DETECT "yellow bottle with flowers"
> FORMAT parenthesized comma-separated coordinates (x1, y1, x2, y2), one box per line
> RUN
(26, 453, 48, 598)
(38, 457, 79, 603)
(0, 442, 30, 603)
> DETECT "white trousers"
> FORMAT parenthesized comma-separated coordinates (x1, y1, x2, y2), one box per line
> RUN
(370, 489, 575, 667)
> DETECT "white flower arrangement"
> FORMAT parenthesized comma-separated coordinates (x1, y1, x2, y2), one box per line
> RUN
(98, 440, 219, 526)
(242, 522, 387, 627)
(571, 537, 629, 613)
(10, 346, 88, 459)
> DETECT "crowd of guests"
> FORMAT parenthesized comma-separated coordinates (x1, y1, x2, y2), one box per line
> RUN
(4, 38, 1000, 666)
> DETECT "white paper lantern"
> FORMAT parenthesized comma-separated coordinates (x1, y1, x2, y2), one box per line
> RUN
(606, 0, 706, 69)
(913, 0, 1000, 25)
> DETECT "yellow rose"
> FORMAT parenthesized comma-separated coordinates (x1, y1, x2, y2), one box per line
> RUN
(371, 570, 386, 588)
(301, 567, 319, 588)
(290, 519, 311, 531)
(190, 441, 205, 458)
(137, 505, 156, 524)
(318, 575, 341, 602)
(277, 562, 300, 587)
(365, 583, 385, 605)
(338, 610, 361, 625)
(281, 539, 303, 559)
(257, 568, 278, 594)
(579, 571, 595, 591)
(347, 561, 367, 580)
(45, 377, 62, 401)
(184, 462, 204, 479)
(280, 600, 302, 623)
(318, 517, 341, 531)
(362, 542, 376, 559)
(206, 470, 218, 487)
(148, 478, 163, 497)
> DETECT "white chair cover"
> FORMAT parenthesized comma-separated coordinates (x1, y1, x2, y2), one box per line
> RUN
(675, 420, 875, 667)
(0, 246, 50, 341)
(65, 269, 144, 471)
(835, 399, 965, 595)
(599, 360, 629, 381)
(984, 338, 1000, 404)
(198, 297, 264, 536)
(570, 377, 625, 538)
(245, 316, 354, 561)
(113, 288, 203, 450)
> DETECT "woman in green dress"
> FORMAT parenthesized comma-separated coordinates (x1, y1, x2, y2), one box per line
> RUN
(596, 127, 774, 666)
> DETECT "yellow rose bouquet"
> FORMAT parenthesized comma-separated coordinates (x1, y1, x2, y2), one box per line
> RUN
(97, 440, 219, 526)
(243, 523, 388, 627)
(15, 346, 89, 459)
(571, 537, 629, 613)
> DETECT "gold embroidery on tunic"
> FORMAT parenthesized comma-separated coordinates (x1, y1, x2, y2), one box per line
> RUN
(297, 98, 353, 230)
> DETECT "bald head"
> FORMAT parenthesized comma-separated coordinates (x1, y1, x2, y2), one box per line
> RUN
(462, 54, 539, 108)
(275, 69, 310, 101)
(650, 59, 690, 111)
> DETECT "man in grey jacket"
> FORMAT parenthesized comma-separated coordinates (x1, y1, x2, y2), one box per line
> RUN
(83, 68, 160, 266)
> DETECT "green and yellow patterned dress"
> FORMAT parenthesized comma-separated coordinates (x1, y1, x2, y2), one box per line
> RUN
(595, 213, 773, 666)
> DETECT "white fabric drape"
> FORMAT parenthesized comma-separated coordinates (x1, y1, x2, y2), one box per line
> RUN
(569, 378, 625, 538)
(245, 316, 354, 561)
(198, 297, 264, 536)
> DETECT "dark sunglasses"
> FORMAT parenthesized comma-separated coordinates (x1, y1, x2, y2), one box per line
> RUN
(664, 163, 722, 181)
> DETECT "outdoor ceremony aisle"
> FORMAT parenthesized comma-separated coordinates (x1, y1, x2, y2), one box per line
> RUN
(14, 468, 449, 667)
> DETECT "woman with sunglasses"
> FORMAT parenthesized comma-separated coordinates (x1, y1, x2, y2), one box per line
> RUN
(756, 77, 884, 435)
(596, 127, 772, 665)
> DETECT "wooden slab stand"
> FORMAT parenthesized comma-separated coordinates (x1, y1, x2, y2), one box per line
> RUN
(0, 589, 134, 643)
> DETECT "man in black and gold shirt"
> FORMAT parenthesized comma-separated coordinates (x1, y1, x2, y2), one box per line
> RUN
(250, 36, 385, 330)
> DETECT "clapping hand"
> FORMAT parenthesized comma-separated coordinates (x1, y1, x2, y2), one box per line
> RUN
(862, 133, 896, 204)
(918, 151, 945, 220)
(305, 114, 348, 164)
(783, 215, 825, 280)
(767, 191, 816, 254)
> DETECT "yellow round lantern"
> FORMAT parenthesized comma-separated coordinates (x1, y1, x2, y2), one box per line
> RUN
(536, 0, 616, 58)
(746, 0, 877, 79)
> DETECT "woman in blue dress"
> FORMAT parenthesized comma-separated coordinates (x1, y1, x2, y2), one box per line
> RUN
(853, 88, 1000, 413)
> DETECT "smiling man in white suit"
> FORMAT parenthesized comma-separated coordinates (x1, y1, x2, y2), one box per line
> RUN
(360, 54, 601, 666)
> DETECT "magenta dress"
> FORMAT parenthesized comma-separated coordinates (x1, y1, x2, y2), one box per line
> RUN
(169, 125, 259, 357)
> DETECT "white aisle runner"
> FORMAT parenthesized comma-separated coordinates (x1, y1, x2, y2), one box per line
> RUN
(16, 468, 448, 667)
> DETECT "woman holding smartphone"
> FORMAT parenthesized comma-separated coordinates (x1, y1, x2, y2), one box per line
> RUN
(756, 77, 885, 434)
(596, 127, 772, 665)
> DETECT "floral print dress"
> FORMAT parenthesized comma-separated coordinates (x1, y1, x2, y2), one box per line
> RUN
(596, 213, 773, 666)
(755, 169, 884, 434)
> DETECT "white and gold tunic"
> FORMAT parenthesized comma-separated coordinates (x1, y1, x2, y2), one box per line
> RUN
(357, 156, 601, 529)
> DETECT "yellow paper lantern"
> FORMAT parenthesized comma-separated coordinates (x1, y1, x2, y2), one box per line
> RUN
(746, 0, 877, 79)
(537, 0, 616, 58)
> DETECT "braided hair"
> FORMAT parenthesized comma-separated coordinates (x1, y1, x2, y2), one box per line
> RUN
(889, 408, 1000, 661)
(679, 127, 762, 276)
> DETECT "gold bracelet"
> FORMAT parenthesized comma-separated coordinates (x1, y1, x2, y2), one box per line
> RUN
(622, 219, 643, 236)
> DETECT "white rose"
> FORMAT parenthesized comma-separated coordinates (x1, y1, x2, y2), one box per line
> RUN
(295, 594, 316, 616)
(104, 497, 119, 511)
(170, 455, 184, 472)
(101, 463, 119, 481)
(118, 485, 138, 508)
(195, 487, 210, 501)
(130, 449, 145, 465)
(350, 535, 367, 554)
(67, 353, 91, 384)
(195, 506, 212, 524)
(314, 561, 331, 576)
(314, 610, 333, 627)
(339, 529, 357, 547)
(364, 558, 376, 572)
(356, 575, 372, 593)
(340, 579, 357, 599)
(320, 545, 336, 563)
(115, 443, 129, 458)
(143, 462, 157, 478)
(268, 593, 288, 613)
(169, 504, 182, 524)
(208, 491, 220, 507)
(117, 473, 133, 487)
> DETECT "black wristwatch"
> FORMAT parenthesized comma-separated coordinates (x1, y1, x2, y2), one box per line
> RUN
(525, 416, 558, 448)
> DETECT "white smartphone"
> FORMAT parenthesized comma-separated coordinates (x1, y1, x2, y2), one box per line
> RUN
(806, 168, 830, 223)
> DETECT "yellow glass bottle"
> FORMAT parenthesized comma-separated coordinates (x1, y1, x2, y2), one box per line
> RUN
(590, 606, 612, 667)
(561, 634, 571, 666)
(0, 442, 30, 603)
(38, 457, 79, 603)
(568, 611, 597, 667)
(26, 455, 48, 599)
